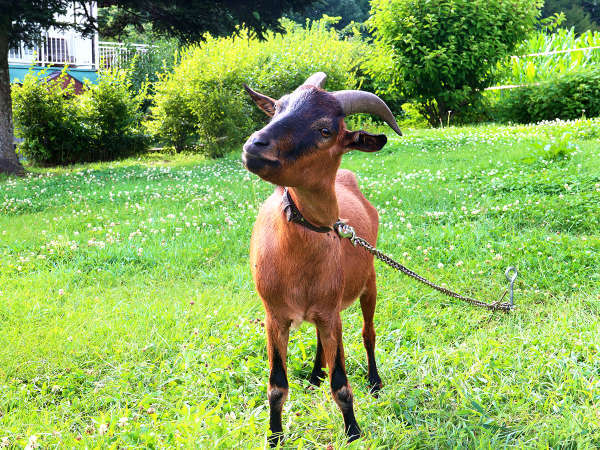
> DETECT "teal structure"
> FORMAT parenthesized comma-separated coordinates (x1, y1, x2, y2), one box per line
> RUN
(9, 65, 99, 84)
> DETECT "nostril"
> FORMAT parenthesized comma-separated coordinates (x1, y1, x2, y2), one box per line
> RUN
(252, 136, 270, 147)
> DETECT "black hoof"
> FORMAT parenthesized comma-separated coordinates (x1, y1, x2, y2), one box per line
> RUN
(347, 423, 362, 443)
(308, 370, 325, 387)
(368, 379, 383, 396)
(268, 432, 283, 447)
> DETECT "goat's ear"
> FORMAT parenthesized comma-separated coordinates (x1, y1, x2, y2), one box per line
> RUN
(342, 130, 387, 153)
(243, 84, 276, 117)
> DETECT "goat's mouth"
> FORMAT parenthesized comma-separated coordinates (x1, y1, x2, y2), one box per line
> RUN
(242, 151, 281, 173)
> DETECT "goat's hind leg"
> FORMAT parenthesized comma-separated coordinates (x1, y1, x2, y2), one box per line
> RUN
(360, 272, 383, 394)
(265, 315, 290, 447)
(308, 329, 326, 386)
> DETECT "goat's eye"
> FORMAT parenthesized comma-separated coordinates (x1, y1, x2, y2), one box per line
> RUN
(320, 128, 331, 137)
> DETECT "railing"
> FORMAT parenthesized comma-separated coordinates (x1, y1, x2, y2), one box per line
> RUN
(8, 36, 150, 70)
(41, 36, 75, 64)
(8, 47, 22, 60)
(8, 32, 93, 68)
(98, 41, 150, 69)
(8, 42, 38, 64)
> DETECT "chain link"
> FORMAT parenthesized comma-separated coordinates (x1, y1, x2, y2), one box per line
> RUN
(334, 223, 513, 313)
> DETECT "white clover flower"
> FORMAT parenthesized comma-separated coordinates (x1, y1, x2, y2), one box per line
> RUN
(24, 435, 39, 450)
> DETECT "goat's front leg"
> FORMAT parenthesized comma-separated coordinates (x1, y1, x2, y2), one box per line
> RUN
(316, 314, 361, 442)
(265, 314, 290, 447)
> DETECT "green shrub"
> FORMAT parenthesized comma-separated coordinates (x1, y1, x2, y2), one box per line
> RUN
(12, 67, 148, 165)
(146, 18, 364, 156)
(12, 69, 88, 165)
(126, 39, 180, 111)
(493, 66, 600, 124)
(367, 0, 542, 127)
(396, 103, 429, 129)
(79, 68, 148, 160)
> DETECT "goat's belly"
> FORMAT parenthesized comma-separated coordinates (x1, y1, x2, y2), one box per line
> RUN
(255, 262, 342, 302)
(340, 240, 374, 309)
(339, 272, 370, 310)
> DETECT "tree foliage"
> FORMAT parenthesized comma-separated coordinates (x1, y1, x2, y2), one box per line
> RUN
(98, 0, 316, 41)
(582, 0, 600, 23)
(0, 1, 96, 48)
(542, 0, 599, 33)
(368, 0, 542, 127)
(286, 0, 370, 30)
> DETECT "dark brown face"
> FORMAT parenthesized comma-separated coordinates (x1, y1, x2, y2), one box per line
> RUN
(242, 85, 388, 187)
(242, 87, 342, 180)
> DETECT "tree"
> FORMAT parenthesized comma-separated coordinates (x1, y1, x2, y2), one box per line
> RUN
(542, 0, 599, 33)
(286, 0, 371, 30)
(0, 0, 313, 175)
(98, 1, 313, 42)
(368, 0, 542, 127)
(582, 0, 600, 24)
(0, 23, 24, 175)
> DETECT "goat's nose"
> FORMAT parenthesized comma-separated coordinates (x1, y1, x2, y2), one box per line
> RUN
(251, 135, 270, 147)
(244, 133, 271, 156)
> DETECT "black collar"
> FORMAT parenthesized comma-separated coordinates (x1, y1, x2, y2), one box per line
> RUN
(282, 187, 334, 233)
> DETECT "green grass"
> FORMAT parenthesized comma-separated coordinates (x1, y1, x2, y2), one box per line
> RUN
(1, 119, 600, 448)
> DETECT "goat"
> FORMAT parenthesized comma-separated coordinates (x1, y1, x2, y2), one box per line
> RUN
(241, 72, 402, 446)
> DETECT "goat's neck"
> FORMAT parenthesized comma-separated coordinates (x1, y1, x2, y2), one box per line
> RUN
(287, 181, 339, 229)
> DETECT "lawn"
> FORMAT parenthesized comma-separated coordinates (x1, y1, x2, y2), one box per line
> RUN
(1, 120, 599, 448)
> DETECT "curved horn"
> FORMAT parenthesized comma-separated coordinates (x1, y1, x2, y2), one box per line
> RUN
(300, 72, 327, 89)
(333, 90, 402, 136)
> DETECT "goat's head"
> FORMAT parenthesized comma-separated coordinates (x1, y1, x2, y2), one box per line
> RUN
(242, 72, 401, 187)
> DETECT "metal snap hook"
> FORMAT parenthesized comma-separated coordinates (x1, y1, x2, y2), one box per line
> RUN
(505, 266, 518, 307)
(335, 222, 357, 246)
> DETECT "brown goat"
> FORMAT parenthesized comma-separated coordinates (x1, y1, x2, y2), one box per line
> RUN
(242, 72, 402, 446)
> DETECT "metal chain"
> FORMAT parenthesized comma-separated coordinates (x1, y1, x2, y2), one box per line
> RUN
(334, 222, 514, 313)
